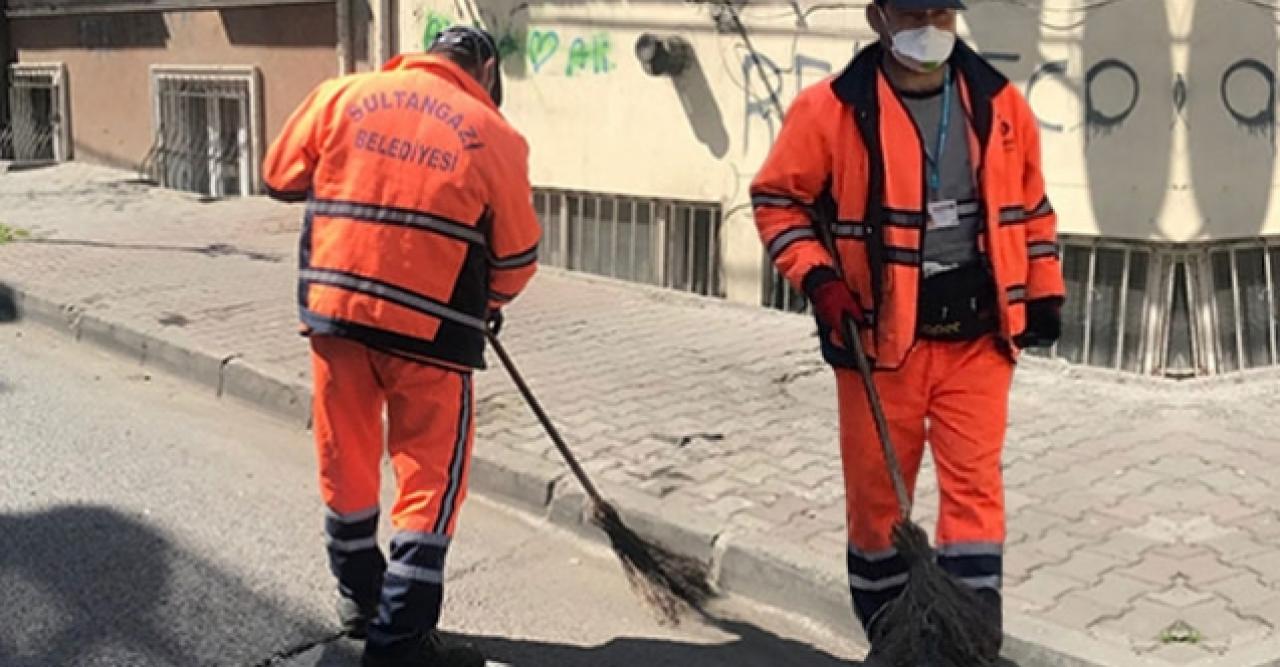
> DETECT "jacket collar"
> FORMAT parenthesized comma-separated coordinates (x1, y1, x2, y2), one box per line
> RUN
(831, 39, 1006, 149)
(381, 53, 498, 112)
(831, 40, 1008, 108)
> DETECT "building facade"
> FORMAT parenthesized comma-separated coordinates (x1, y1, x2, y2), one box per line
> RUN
(4, 0, 1276, 378)
(0, 0, 396, 196)
(387, 0, 1280, 379)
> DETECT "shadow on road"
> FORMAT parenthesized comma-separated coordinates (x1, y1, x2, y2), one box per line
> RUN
(0, 504, 862, 667)
(466, 619, 863, 667)
(306, 620, 861, 667)
(0, 504, 333, 666)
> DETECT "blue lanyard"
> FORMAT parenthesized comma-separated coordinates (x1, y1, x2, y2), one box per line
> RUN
(925, 68, 953, 195)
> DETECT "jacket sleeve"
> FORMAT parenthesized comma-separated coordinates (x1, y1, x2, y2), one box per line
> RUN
(750, 87, 837, 292)
(262, 81, 337, 201)
(1015, 93, 1067, 304)
(484, 131, 541, 311)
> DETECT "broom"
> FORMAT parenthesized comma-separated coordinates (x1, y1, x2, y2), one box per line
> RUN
(815, 219, 1003, 666)
(485, 329, 714, 624)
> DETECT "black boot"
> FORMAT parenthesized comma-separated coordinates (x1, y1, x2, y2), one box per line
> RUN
(361, 631, 485, 667)
(976, 588, 1004, 665)
(337, 595, 378, 639)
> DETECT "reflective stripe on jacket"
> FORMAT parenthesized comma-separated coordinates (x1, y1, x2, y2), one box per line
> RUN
(264, 54, 541, 369)
(752, 41, 1066, 369)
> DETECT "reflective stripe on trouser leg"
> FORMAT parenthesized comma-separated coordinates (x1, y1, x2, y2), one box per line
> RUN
(935, 542, 1003, 592)
(927, 337, 1013, 648)
(367, 531, 452, 649)
(325, 505, 386, 606)
(835, 353, 930, 634)
(926, 337, 1011, 582)
(848, 546, 909, 630)
(367, 353, 475, 649)
(311, 336, 388, 606)
(935, 542, 1005, 641)
(382, 357, 475, 537)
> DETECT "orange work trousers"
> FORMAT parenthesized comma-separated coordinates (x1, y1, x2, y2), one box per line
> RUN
(837, 336, 1013, 633)
(310, 335, 474, 648)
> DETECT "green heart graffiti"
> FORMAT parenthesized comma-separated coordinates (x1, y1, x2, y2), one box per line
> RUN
(527, 31, 560, 73)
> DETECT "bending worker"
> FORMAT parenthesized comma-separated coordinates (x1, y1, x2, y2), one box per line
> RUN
(752, 0, 1066, 659)
(262, 26, 540, 667)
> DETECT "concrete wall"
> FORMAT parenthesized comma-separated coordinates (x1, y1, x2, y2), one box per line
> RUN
(399, 0, 1280, 303)
(353, 0, 397, 71)
(1, 7, 11, 133)
(9, 4, 337, 170)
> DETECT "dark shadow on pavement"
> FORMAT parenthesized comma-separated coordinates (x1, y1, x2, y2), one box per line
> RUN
(0, 283, 20, 322)
(0, 505, 334, 666)
(21, 238, 283, 263)
(305, 619, 862, 667)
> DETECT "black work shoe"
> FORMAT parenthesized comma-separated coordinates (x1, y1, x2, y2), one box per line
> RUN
(337, 596, 377, 639)
(361, 631, 485, 667)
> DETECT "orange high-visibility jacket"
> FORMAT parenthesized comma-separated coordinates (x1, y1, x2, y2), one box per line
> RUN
(263, 54, 541, 369)
(753, 42, 1066, 370)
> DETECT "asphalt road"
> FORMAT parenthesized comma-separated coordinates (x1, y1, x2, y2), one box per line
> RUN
(0, 319, 864, 667)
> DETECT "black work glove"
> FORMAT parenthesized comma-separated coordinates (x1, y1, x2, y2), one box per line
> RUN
(487, 310, 505, 337)
(1014, 297, 1063, 349)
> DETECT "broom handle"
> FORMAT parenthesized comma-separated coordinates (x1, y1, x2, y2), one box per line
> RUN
(840, 315, 912, 520)
(810, 213, 912, 519)
(485, 330, 608, 508)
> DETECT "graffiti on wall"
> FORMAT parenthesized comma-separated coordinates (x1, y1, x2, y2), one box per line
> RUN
(740, 49, 835, 153)
(1221, 59, 1275, 138)
(1014, 54, 1277, 145)
(960, 0, 1280, 239)
(723, 0, 1280, 240)
(420, 9, 615, 77)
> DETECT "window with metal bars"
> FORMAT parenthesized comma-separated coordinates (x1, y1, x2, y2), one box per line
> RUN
(532, 189, 723, 298)
(1208, 245, 1280, 374)
(762, 234, 1280, 377)
(762, 256, 810, 314)
(146, 66, 261, 198)
(2, 63, 70, 163)
(1043, 241, 1156, 374)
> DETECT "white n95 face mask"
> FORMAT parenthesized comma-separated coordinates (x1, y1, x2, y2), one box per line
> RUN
(887, 23, 956, 73)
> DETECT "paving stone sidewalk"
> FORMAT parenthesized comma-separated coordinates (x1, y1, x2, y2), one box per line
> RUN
(5, 163, 1280, 666)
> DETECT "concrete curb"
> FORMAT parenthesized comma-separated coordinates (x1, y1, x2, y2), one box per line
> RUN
(6, 283, 1184, 667)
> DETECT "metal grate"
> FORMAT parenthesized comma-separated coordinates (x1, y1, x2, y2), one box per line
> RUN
(1208, 244, 1280, 374)
(145, 67, 261, 198)
(533, 188, 724, 298)
(763, 231, 1280, 377)
(762, 261, 810, 314)
(1045, 241, 1157, 374)
(2, 64, 70, 163)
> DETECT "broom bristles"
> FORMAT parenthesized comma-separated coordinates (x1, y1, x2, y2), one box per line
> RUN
(589, 502, 714, 625)
(868, 520, 1003, 667)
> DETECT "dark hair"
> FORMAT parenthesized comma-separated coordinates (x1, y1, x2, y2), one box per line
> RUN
(427, 25, 504, 106)
(428, 26, 498, 77)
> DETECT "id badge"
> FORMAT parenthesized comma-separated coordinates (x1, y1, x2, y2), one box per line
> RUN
(927, 200, 961, 230)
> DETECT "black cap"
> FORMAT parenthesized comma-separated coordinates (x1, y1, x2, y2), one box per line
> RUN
(877, 0, 966, 9)
(429, 25, 503, 107)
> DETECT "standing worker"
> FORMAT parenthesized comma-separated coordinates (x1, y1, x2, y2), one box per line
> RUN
(752, 0, 1065, 660)
(262, 26, 541, 667)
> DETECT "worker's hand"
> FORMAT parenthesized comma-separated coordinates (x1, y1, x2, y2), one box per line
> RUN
(804, 266, 864, 346)
(1014, 297, 1062, 349)
(487, 309, 505, 337)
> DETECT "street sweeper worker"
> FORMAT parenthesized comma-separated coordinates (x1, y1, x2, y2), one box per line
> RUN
(752, 0, 1066, 659)
(261, 25, 540, 667)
